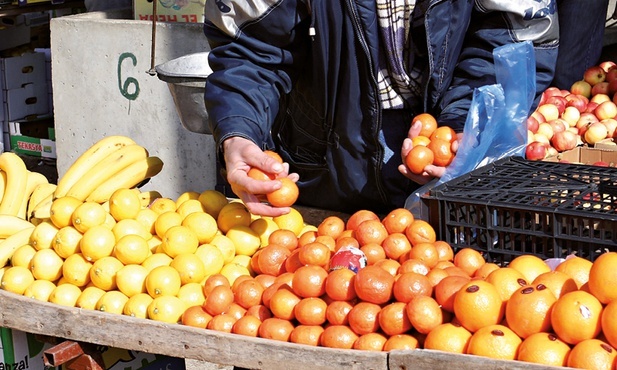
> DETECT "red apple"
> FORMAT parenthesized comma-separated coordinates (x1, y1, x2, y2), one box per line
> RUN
(550, 130, 578, 152)
(525, 141, 548, 161)
(584, 121, 609, 144)
(570, 80, 592, 98)
(537, 104, 560, 122)
(527, 115, 540, 133)
(592, 161, 609, 167)
(539, 87, 564, 105)
(561, 106, 581, 127)
(600, 118, 617, 138)
(565, 94, 588, 113)
(584, 65, 606, 86)
(599, 61, 617, 73)
(608, 79, 617, 95)
(607, 68, 617, 83)
(548, 119, 567, 134)
(594, 100, 617, 120)
(591, 82, 610, 97)
(576, 112, 600, 136)
(533, 133, 552, 147)
(546, 96, 568, 115)
(531, 110, 547, 125)
(592, 93, 611, 104)
(585, 101, 600, 113)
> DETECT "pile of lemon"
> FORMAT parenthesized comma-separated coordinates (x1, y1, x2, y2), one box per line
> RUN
(0, 188, 313, 324)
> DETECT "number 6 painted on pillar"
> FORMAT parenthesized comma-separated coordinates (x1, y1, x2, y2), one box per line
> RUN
(118, 52, 140, 100)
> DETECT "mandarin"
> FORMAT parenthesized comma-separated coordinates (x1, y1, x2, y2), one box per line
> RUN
(267, 229, 299, 252)
(207, 314, 236, 333)
(334, 236, 360, 253)
(320, 325, 359, 349)
(485, 267, 528, 302)
(405, 145, 434, 175)
(283, 249, 303, 273)
(203, 284, 234, 316)
(325, 268, 357, 301)
(268, 285, 301, 321)
(398, 258, 430, 275)
(294, 297, 327, 326)
(202, 273, 231, 297)
(555, 255, 593, 289)
(348, 301, 382, 335)
(423, 322, 472, 354)
(266, 178, 299, 208)
(433, 240, 454, 262)
(360, 243, 387, 265)
(381, 233, 412, 261)
(381, 208, 414, 234)
(354, 219, 389, 247)
(326, 300, 354, 326)
(473, 262, 500, 280)
(258, 317, 294, 342)
(291, 265, 328, 298)
(353, 332, 388, 351)
(297, 242, 331, 267)
(246, 304, 273, 322)
(392, 271, 432, 303)
(345, 210, 380, 231)
(290, 325, 325, 346)
(406, 295, 444, 334)
(354, 265, 394, 304)
(452, 248, 486, 277)
(430, 125, 457, 143)
(181, 305, 213, 329)
(234, 279, 264, 309)
(427, 138, 455, 167)
(434, 275, 470, 313)
(405, 219, 436, 246)
(383, 334, 420, 351)
(257, 244, 292, 277)
(232, 315, 262, 337)
(408, 242, 439, 268)
(412, 113, 438, 138)
(379, 301, 412, 336)
(317, 216, 346, 240)
(508, 254, 551, 283)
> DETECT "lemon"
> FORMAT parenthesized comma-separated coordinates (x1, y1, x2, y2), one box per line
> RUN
(147, 235, 162, 254)
(89, 256, 125, 291)
(273, 207, 304, 235)
(76, 285, 106, 309)
(194, 244, 225, 277)
(176, 199, 206, 220)
(217, 202, 251, 234)
(210, 234, 236, 264)
(1, 266, 35, 294)
(30, 249, 64, 281)
(10, 244, 37, 268)
(226, 225, 261, 256)
(102, 212, 116, 230)
(177, 282, 205, 307)
(52, 226, 83, 259)
(109, 188, 142, 221)
(175, 191, 200, 208)
(231, 254, 252, 270)
(220, 263, 251, 287)
(113, 234, 150, 265)
(299, 224, 318, 235)
(29, 221, 59, 250)
(198, 190, 229, 219)
(250, 217, 279, 247)
(161, 225, 199, 258)
(141, 253, 173, 272)
(50, 196, 83, 229)
(147, 295, 187, 323)
(135, 208, 158, 235)
(62, 253, 93, 287)
(49, 283, 82, 307)
(123, 292, 153, 318)
(70, 201, 107, 234)
(96, 290, 129, 314)
(170, 253, 206, 285)
(149, 197, 177, 215)
(145, 265, 181, 298)
(112, 219, 152, 241)
(80, 225, 116, 262)
(181, 212, 218, 246)
(154, 211, 183, 239)
(116, 264, 148, 298)
(23, 279, 56, 302)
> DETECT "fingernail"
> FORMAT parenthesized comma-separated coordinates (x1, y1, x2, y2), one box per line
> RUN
(272, 163, 283, 173)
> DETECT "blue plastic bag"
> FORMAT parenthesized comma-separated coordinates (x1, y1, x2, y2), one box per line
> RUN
(405, 41, 536, 219)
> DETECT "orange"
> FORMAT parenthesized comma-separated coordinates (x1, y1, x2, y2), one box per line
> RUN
(551, 290, 603, 345)
(383, 334, 420, 351)
(314, 235, 335, 253)
(320, 325, 359, 349)
(405, 145, 434, 175)
(398, 258, 430, 275)
(294, 297, 327, 326)
(508, 254, 551, 284)
(433, 240, 454, 261)
(354, 219, 388, 247)
(392, 271, 432, 303)
(324, 268, 356, 301)
(555, 255, 593, 289)
(426, 267, 449, 287)
(266, 178, 299, 208)
(406, 295, 443, 334)
(379, 301, 412, 336)
(317, 216, 345, 240)
(226, 302, 248, 321)
(434, 275, 470, 313)
(485, 267, 528, 302)
(466, 324, 522, 360)
(261, 282, 287, 308)
(430, 125, 457, 143)
(326, 300, 354, 326)
(360, 243, 387, 266)
(346, 210, 380, 231)
(291, 265, 328, 298)
(405, 219, 436, 246)
(268, 285, 301, 320)
(532, 270, 578, 299)
(353, 332, 388, 351)
(567, 339, 617, 370)
(297, 241, 331, 267)
(202, 273, 230, 297)
(354, 265, 394, 304)
(412, 113, 438, 138)
(258, 317, 294, 342)
(517, 332, 571, 367)
(411, 135, 431, 147)
(234, 279, 264, 309)
(453, 280, 504, 332)
(181, 305, 213, 329)
(267, 229, 298, 251)
(407, 242, 439, 268)
(257, 244, 292, 277)
(381, 233, 412, 261)
(246, 304, 273, 322)
(231, 315, 262, 337)
(382, 208, 414, 235)
(231, 275, 253, 293)
(206, 314, 236, 333)
(334, 236, 359, 253)
(247, 167, 275, 181)
(424, 322, 472, 354)
(588, 252, 617, 304)
(374, 258, 401, 277)
(473, 262, 499, 280)
(505, 283, 557, 339)
(203, 284, 234, 316)
(297, 229, 317, 248)
(254, 274, 276, 290)
(347, 301, 382, 335)
(283, 249, 303, 273)
(427, 137, 455, 167)
(602, 300, 617, 349)
(452, 248, 485, 277)
(290, 325, 325, 346)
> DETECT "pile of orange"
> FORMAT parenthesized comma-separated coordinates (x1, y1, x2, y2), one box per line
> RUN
(405, 113, 457, 175)
(180, 205, 617, 369)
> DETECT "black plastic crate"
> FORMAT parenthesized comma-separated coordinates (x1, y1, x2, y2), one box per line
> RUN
(423, 156, 617, 264)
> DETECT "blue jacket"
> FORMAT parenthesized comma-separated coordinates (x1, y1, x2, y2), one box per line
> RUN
(203, 0, 559, 214)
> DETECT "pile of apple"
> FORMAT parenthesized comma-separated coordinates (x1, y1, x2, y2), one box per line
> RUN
(526, 61, 617, 162)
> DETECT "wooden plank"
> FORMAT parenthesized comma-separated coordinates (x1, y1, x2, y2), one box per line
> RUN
(0, 289, 386, 370)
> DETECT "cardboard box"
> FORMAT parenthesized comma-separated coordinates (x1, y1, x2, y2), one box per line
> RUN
(133, 0, 205, 23)
(1, 82, 50, 121)
(1, 52, 47, 90)
(9, 135, 56, 158)
(0, 327, 52, 370)
(545, 140, 617, 166)
(0, 16, 31, 51)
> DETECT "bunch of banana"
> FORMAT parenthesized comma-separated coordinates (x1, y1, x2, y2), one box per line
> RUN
(0, 152, 51, 220)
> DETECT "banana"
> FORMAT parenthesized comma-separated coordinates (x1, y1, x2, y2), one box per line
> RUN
(54, 135, 136, 199)
(138, 190, 163, 208)
(86, 156, 164, 203)
(0, 215, 35, 238)
(65, 144, 149, 201)
(0, 226, 34, 268)
(31, 195, 53, 220)
(26, 183, 57, 221)
(0, 170, 6, 205)
(17, 171, 49, 220)
(0, 153, 29, 216)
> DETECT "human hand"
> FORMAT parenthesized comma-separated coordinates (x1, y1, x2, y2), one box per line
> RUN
(222, 137, 299, 217)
